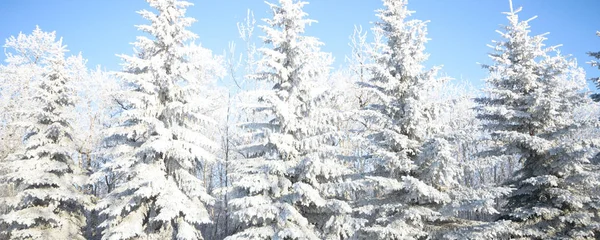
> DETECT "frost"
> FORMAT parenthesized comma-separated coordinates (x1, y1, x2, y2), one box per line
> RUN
(228, 0, 362, 238)
(475, 2, 600, 238)
(0, 26, 90, 240)
(94, 0, 223, 239)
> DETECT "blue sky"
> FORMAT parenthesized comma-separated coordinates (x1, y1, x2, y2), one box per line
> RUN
(1, 0, 599, 90)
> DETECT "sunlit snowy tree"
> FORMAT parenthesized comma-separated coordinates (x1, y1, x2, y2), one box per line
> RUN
(352, 0, 458, 238)
(0, 26, 55, 161)
(228, 0, 364, 239)
(474, 2, 600, 238)
(0, 26, 91, 240)
(94, 0, 224, 239)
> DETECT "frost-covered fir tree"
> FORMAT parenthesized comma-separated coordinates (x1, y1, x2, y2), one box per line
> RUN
(590, 31, 600, 101)
(228, 0, 363, 239)
(353, 0, 456, 238)
(474, 2, 600, 239)
(94, 0, 224, 239)
(0, 27, 91, 240)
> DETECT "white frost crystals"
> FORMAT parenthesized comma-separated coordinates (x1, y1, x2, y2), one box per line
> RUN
(472, 1, 600, 238)
(92, 0, 224, 239)
(0, 26, 91, 240)
(227, 0, 364, 239)
(1, 0, 600, 239)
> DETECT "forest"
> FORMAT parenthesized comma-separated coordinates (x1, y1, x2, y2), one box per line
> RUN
(0, 0, 600, 239)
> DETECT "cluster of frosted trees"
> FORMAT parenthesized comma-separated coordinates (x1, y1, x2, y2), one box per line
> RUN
(1, 0, 600, 239)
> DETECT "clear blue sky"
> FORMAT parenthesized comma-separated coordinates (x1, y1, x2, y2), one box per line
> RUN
(1, 0, 599, 90)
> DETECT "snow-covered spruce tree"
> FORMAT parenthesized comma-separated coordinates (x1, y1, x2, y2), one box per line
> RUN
(0, 26, 55, 162)
(590, 31, 600, 101)
(228, 0, 363, 239)
(0, 27, 91, 240)
(352, 0, 458, 238)
(474, 2, 600, 239)
(94, 0, 224, 239)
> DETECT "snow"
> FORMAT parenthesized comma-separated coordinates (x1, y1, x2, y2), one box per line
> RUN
(0, 26, 90, 240)
(1, 0, 599, 239)
(92, 0, 223, 239)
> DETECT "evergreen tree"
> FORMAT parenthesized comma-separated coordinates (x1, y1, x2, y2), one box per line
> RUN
(475, 2, 600, 238)
(94, 0, 223, 239)
(353, 0, 455, 238)
(0, 26, 91, 240)
(228, 0, 362, 239)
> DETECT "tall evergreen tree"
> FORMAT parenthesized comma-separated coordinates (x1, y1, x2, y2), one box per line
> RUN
(475, 2, 600, 238)
(353, 0, 455, 238)
(94, 0, 223, 239)
(228, 0, 362, 239)
(0, 27, 90, 240)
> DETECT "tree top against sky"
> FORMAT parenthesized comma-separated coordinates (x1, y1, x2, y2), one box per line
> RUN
(0, 0, 599, 89)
